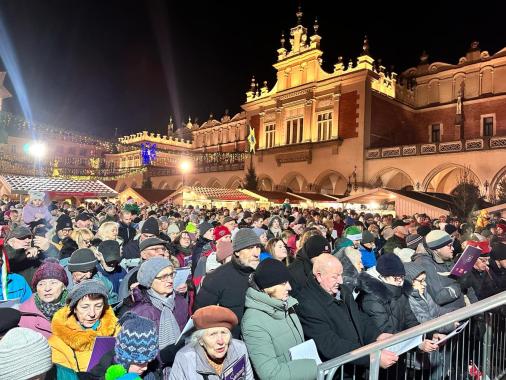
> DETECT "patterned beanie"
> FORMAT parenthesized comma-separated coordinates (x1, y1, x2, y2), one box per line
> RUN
(115, 312, 158, 369)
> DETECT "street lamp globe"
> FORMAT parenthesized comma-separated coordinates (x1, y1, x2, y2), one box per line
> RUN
(28, 142, 47, 159)
(180, 160, 191, 173)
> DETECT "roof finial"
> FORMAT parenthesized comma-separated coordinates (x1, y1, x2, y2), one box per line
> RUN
(362, 35, 369, 55)
(420, 50, 429, 63)
(296, 3, 303, 25)
(313, 17, 319, 35)
(250, 76, 256, 92)
(280, 31, 285, 48)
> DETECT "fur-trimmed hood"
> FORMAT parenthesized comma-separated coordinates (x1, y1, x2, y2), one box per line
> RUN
(356, 272, 412, 301)
(51, 305, 119, 351)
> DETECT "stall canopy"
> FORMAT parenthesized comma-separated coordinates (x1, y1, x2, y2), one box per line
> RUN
(243, 190, 303, 204)
(167, 186, 258, 207)
(338, 187, 456, 218)
(0, 175, 118, 198)
(118, 187, 175, 204)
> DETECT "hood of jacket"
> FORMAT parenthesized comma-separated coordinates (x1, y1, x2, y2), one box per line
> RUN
(244, 286, 297, 320)
(51, 305, 118, 352)
(356, 272, 412, 301)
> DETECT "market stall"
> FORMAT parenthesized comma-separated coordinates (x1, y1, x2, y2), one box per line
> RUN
(167, 186, 258, 209)
(118, 187, 175, 205)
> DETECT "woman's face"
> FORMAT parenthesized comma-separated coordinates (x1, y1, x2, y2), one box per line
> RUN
(412, 273, 427, 293)
(273, 240, 287, 260)
(259, 233, 268, 245)
(201, 327, 231, 360)
(180, 233, 191, 248)
(75, 296, 104, 328)
(266, 281, 291, 301)
(36, 279, 65, 303)
(151, 266, 174, 296)
(109, 226, 118, 239)
(271, 219, 280, 229)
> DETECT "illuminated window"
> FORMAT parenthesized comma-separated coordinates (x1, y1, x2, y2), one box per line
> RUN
(286, 117, 303, 145)
(265, 124, 276, 148)
(317, 112, 332, 141)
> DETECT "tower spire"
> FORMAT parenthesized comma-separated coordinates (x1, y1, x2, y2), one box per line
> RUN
(296, 2, 303, 25)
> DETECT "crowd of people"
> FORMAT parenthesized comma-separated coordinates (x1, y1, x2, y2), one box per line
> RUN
(0, 191, 506, 380)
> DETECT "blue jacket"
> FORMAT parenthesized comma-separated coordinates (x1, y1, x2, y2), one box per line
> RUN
(358, 245, 377, 269)
(0, 273, 32, 303)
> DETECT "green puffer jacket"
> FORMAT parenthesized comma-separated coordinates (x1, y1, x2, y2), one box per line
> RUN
(241, 287, 317, 380)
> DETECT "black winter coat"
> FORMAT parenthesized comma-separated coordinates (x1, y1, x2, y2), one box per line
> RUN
(191, 236, 213, 274)
(194, 257, 254, 339)
(295, 275, 379, 366)
(355, 273, 419, 334)
(480, 260, 506, 300)
(118, 221, 136, 245)
(287, 251, 312, 297)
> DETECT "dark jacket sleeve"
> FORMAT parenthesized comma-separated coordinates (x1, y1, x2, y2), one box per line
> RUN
(296, 300, 370, 366)
(160, 339, 186, 366)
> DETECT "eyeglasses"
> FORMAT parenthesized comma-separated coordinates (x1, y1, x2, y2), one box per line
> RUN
(154, 272, 175, 282)
(17, 235, 32, 240)
(392, 275, 405, 282)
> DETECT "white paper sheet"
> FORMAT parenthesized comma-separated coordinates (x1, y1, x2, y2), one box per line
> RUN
(386, 335, 423, 355)
(435, 320, 469, 345)
(175, 318, 194, 344)
(289, 339, 322, 364)
(173, 267, 191, 289)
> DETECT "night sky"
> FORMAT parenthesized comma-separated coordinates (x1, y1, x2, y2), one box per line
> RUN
(0, 0, 504, 138)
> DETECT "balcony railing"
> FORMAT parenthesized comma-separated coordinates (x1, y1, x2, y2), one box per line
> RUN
(366, 136, 506, 159)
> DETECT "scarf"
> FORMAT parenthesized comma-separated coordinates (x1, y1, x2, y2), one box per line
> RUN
(147, 289, 181, 349)
(34, 289, 68, 320)
(176, 244, 192, 257)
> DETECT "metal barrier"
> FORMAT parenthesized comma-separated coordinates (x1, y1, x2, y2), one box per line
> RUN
(317, 291, 506, 380)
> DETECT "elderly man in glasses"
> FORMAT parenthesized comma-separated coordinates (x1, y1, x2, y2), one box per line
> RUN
(414, 230, 465, 314)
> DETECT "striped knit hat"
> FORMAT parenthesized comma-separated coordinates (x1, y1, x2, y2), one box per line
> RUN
(424, 230, 453, 250)
(115, 312, 158, 369)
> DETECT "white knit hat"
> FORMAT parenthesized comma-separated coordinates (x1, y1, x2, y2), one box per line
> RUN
(0, 327, 52, 380)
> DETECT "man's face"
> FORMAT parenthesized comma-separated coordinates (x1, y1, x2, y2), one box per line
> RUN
(121, 213, 132, 225)
(8, 235, 32, 250)
(141, 244, 168, 260)
(474, 256, 490, 272)
(57, 228, 73, 239)
(497, 259, 506, 270)
(76, 219, 91, 229)
(253, 218, 264, 228)
(72, 271, 93, 284)
(236, 245, 261, 269)
(436, 242, 454, 261)
(316, 261, 344, 296)
(394, 226, 408, 238)
(224, 220, 237, 232)
(140, 232, 155, 242)
(10, 211, 20, 222)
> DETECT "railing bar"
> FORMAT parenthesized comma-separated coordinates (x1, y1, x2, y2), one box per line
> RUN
(340, 365, 343, 380)
(461, 322, 466, 380)
(466, 319, 471, 379)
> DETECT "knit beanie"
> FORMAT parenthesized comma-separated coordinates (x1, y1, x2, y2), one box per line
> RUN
(216, 240, 233, 262)
(444, 224, 458, 235)
(491, 242, 506, 261)
(344, 226, 362, 241)
(31, 260, 69, 289)
(98, 240, 121, 263)
(404, 262, 426, 283)
(68, 248, 98, 273)
(254, 258, 291, 289)
(141, 217, 160, 236)
(213, 225, 231, 241)
(137, 257, 173, 288)
(424, 230, 453, 250)
(0, 308, 21, 335)
(198, 221, 214, 236)
(417, 225, 432, 237)
(376, 253, 406, 277)
(361, 230, 375, 244)
(67, 279, 109, 308)
(303, 235, 331, 259)
(115, 313, 158, 369)
(56, 214, 73, 232)
(406, 234, 423, 250)
(233, 228, 261, 253)
(0, 327, 52, 380)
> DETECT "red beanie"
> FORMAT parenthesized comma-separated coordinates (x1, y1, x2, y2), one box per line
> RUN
(213, 225, 231, 241)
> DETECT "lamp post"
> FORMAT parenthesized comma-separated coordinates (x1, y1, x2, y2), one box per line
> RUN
(180, 160, 191, 188)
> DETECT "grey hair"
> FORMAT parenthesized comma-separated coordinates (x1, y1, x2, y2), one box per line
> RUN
(189, 328, 232, 347)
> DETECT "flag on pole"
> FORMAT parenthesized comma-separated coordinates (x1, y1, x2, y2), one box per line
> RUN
(247, 124, 256, 154)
